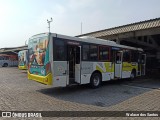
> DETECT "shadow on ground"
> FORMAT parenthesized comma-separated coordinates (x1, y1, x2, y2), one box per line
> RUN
(37, 78, 160, 107)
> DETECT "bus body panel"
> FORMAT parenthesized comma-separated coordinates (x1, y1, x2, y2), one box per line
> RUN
(80, 62, 92, 84)
(80, 61, 114, 84)
(122, 62, 137, 78)
(52, 61, 68, 87)
(0, 54, 18, 67)
(94, 62, 114, 81)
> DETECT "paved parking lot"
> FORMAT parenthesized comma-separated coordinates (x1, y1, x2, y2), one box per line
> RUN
(0, 67, 160, 119)
(40, 80, 150, 107)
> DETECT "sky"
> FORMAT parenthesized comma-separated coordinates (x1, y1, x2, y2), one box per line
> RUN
(0, 0, 160, 48)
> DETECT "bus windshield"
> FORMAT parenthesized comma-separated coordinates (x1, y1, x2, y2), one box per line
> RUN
(28, 36, 48, 66)
(18, 51, 27, 66)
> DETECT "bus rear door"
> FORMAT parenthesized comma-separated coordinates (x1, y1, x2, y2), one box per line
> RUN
(67, 44, 81, 85)
(115, 51, 123, 78)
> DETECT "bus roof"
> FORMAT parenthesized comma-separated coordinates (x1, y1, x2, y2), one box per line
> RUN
(29, 33, 49, 40)
(55, 33, 143, 52)
(28, 32, 143, 52)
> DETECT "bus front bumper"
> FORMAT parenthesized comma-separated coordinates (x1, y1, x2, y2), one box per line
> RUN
(18, 65, 27, 70)
(28, 71, 52, 85)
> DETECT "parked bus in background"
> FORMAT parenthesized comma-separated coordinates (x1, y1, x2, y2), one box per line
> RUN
(28, 33, 146, 88)
(0, 54, 18, 67)
(18, 50, 28, 70)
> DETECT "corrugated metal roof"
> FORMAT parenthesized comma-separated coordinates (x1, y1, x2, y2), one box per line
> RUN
(77, 18, 160, 37)
(0, 45, 28, 53)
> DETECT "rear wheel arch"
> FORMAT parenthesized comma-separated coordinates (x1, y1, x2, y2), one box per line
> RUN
(3, 63, 8, 67)
(130, 69, 136, 79)
(90, 70, 102, 88)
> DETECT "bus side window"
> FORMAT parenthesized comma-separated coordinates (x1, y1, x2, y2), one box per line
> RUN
(54, 38, 66, 61)
(99, 46, 110, 61)
(82, 44, 89, 60)
(123, 49, 131, 62)
(89, 45, 98, 61)
(131, 50, 138, 62)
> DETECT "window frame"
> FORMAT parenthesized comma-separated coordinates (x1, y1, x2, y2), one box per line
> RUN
(82, 42, 99, 61)
(123, 49, 131, 62)
(82, 43, 90, 61)
(131, 50, 139, 62)
(53, 37, 67, 61)
(89, 44, 98, 61)
(98, 45, 111, 62)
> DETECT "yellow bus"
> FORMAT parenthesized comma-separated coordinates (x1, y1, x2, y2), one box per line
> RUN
(28, 33, 146, 88)
(18, 50, 28, 70)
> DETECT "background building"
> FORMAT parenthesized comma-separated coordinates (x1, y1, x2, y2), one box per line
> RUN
(77, 18, 160, 72)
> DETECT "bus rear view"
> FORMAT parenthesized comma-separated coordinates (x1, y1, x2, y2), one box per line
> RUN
(27, 33, 52, 85)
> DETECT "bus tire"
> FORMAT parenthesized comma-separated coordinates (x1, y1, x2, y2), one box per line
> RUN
(90, 72, 102, 88)
(3, 63, 8, 67)
(130, 70, 136, 80)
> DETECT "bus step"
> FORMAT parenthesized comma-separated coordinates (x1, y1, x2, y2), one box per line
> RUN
(68, 83, 79, 86)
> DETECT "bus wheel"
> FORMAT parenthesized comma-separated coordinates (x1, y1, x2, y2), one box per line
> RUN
(130, 70, 136, 80)
(90, 72, 102, 88)
(3, 63, 8, 67)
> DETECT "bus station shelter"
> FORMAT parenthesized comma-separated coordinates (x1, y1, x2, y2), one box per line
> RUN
(77, 18, 160, 72)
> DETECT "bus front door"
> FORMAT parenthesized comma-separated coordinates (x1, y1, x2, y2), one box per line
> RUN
(67, 45, 81, 85)
(115, 51, 123, 78)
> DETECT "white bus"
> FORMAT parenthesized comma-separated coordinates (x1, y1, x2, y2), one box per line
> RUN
(0, 54, 18, 67)
(28, 33, 146, 88)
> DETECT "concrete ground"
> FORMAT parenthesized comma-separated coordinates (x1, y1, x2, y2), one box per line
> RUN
(0, 67, 160, 120)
